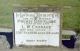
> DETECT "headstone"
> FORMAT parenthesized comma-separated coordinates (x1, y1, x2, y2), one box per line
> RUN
(13, 7, 60, 47)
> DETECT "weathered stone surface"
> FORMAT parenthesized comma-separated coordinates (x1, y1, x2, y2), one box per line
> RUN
(75, 35, 80, 48)
(62, 30, 76, 35)
(0, 35, 10, 50)
(0, 28, 12, 32)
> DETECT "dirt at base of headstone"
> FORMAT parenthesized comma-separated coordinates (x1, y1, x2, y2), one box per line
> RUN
(0, 35, 10, 49)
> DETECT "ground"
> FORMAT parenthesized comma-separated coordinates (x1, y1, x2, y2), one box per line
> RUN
(0, 46, 80, 51)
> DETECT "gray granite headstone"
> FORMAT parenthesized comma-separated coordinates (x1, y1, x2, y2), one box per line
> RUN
(0, 35, 10, 50)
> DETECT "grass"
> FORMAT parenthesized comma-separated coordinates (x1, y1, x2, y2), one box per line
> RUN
(0, 0, 80, 29)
